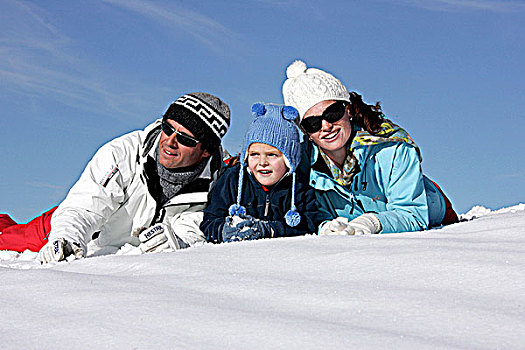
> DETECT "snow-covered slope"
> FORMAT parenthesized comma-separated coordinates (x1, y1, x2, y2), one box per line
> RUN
(2, 205, 524, 349)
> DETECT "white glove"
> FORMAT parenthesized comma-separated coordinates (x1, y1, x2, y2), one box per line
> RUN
(137, 223, 185, 254)
(347, 214, 382, 235)
(319, 217, 353, 235)
(319, 214, 382, 236)
(39, 238, 84, 264)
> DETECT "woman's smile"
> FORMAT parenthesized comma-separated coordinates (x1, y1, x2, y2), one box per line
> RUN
(321, 129, 340, 142)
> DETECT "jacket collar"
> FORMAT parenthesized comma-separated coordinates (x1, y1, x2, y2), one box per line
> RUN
(142, 119, 162, 159)
(245, 167, 292, 193)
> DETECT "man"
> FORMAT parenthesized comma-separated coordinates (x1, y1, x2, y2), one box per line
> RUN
(1, 92, 230, 264)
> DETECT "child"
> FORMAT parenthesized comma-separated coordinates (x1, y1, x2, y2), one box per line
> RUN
(201, 103, 318, 243)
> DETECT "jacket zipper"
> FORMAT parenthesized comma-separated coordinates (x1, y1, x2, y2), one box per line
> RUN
(247, 170, 289, 220)
(361, 146, 370, 191)
(264, 194, 270, 218)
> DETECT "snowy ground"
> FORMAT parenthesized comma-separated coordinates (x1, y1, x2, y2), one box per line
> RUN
(1, 205, 524, 350)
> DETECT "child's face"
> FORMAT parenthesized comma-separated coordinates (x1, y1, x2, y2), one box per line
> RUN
(247, 143, 288, 187)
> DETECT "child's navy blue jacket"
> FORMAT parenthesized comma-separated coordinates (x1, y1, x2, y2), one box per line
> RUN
(201, 165, 319, 243)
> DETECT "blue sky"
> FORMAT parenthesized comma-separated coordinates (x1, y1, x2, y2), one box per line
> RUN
(1, 0, 524, 222)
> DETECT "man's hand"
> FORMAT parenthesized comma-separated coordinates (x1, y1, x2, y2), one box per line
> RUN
(39, 238, 84, 264)
(319, 214, 382, 236)
(137, 223, 183, 253)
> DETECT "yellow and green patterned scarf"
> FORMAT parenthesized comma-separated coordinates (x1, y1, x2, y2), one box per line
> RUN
(351, 118, 421, 160)
(318, 146, 360, 187)
(318, 118, 420, 187)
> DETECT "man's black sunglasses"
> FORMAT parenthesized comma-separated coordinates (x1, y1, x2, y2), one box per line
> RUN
(161, 119, 200, 147)
(300, 101, 347, 134)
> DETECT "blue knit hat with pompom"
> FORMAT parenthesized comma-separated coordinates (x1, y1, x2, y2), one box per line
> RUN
(228, 103, 302, 227)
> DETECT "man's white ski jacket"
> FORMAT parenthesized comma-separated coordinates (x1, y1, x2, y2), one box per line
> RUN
(48, 119, 214, 255)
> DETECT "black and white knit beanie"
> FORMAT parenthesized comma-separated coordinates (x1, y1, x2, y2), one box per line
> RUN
(163, 92, 230, 151)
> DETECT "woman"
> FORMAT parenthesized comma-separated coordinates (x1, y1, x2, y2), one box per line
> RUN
(282, 60, 457, 235)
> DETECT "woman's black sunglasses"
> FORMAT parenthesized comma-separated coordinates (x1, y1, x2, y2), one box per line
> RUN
(300, 101, 347, 134)
(161, 119, 200, 148)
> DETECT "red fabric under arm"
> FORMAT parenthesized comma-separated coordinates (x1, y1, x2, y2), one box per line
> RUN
(0, 207, 57, 252)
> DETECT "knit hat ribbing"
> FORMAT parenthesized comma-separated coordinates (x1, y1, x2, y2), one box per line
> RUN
(163, 92, 230, 151)
(282, 60, 350, 119)
(228, 103, 302, 227)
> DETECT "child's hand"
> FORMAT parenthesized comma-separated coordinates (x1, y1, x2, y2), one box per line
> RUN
(222, 215, 247, 242)
(235, 214, 258, 230)
(238, 216, 272, 238)
(221, 215, 271, 242)
(221, 217, 239, 242)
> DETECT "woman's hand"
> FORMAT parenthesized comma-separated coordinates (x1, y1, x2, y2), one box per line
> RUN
(319, 214, 382, 235)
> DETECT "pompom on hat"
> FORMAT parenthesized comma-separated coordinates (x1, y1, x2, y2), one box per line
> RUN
(282, 60, 350, 119)
(228, 103, 302, 227)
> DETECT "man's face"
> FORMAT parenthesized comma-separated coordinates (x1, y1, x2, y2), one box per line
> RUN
(158, 119, 210, 169)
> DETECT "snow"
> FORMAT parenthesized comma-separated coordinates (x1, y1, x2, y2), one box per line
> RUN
(460, 203, 525, 221)
(2, 205, 524, 349)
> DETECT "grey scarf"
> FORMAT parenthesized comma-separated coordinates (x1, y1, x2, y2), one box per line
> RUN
(156, 157, 207, 206)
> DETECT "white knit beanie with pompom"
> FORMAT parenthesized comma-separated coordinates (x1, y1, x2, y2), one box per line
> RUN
(282, 60, 350, 119)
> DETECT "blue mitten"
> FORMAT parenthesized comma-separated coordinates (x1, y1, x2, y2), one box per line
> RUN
(235, 214, 258, 231)
(254, 220, 272, 238)
(221, 216, 239, 243)
(222, 215, 271, 242)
